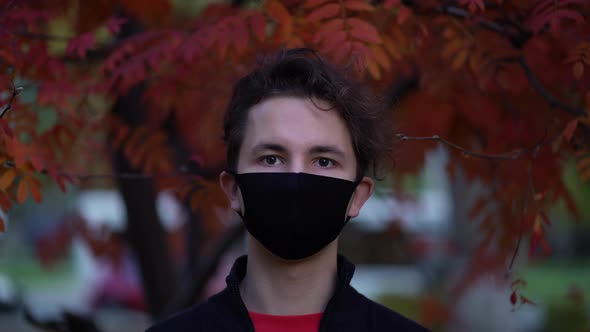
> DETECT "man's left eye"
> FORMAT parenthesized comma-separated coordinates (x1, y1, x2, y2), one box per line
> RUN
(316, 158, 334, 168)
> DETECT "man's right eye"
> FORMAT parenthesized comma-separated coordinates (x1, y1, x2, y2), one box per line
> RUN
(261, 155, 283, 166)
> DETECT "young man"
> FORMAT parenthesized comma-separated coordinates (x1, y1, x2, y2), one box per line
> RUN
(146, 48, 429, 331)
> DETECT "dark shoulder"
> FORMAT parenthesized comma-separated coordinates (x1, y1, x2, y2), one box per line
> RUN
(145, 289, 234, 332)
(349, 287, 430, 332)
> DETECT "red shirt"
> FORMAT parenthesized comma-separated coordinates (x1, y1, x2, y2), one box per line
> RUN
(249, 311, 323, 332)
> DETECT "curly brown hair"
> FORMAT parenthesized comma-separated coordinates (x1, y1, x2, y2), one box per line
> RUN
(222, 48, 393, 179)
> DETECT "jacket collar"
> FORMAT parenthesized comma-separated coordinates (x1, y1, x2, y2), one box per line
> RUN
(223, 254, 358, 332)
(225, 254, 356, 287)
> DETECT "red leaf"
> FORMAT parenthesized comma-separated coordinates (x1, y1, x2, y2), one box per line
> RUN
(561, 119, 578, 142)
(304, 0, 332, 9)
(0, 217, 4, 233)
(573, 62, 584, 79)
(47, 168, 66, 193)
(67, 32, 96, 58)
(320, 30, 348, 55)
(17, 178, 28, 203)
(529, 216, 544, 257)
(29, 152, 44, 172)
(0, 119, 14, 137)
(383, 0, 400, 9)
(0, 191, 11, 212)
(510, 290, 517, 305)
(343, 0, 374, 12)
(539, 211, 552, 226)
(313, 18, 344, 43)
(347, 18, 381, 44)
(106, 16, 128, 35)
(308, 4, 340, 23)
(26, 177, 42, 203)
(397, 6, 412, 24)
(233, 20, 249, 55)
(469, 196, 487, 219)
(459, 0, 485, 13)
(249, 13, 267, 42)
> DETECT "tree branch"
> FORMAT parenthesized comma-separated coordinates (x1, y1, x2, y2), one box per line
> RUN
(404, 1, 533, 48)
(498, 56, 587, 117)
(160, 222, 245, 318)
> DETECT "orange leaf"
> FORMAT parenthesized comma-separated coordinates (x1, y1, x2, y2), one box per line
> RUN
(0, 191, 12, 211)
(511, 278, 527, 289)
(370, 44, 391, 71)
(27, 177, 42, 203)
(0, 170, 17, 191)
(442, 39, 462, 58)
(17, 178, 28, 203)
(366, 59, 381, 80)
(265, 0, 292, 24)
(452, 49, 469, 70)
(383, 36, 401, 60)
(347, 18, 381, 44)
(343, 0, 374, 11)
(469, 196, 487, 219)
(520, 294, 536, 306)
(443, 27, 455, 39)
(577, 156, 590, 172)
(308, 3, 340, 23)
(573, 62, 584, 79)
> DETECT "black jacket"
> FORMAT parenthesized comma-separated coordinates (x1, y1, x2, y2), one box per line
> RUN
(146, 255, 430, 332)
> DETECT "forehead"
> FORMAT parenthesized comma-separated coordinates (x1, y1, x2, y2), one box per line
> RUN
(240, 96, 354, 152)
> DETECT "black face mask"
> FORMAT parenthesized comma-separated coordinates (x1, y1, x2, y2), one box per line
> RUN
(231, 172, 360, 260)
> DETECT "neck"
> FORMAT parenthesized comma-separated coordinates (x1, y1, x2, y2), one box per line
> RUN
(240, 236, 339, 315)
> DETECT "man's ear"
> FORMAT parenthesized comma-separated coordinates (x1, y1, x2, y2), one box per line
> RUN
(219, 170, 242, 212)
(347, 176, 374, 218)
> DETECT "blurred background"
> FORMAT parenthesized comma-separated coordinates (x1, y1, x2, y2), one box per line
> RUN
(1, 0, 589, 331)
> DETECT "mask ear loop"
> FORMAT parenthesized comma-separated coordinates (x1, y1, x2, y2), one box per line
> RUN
(344, 177, 364, 224)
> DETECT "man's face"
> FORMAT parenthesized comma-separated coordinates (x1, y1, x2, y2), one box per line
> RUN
(220, 95, 373, 220)
(236, 96, 358, 181)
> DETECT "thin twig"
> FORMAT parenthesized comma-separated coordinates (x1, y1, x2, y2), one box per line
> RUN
(1, 160, 199, 180)
(442, 5, 507, 34)
(396, 133, 537, 160)
(0, 86, 22, 119)
(507, 144, 541, 273)
(62, 171, 196, 180)
(0, 0, 16, 16)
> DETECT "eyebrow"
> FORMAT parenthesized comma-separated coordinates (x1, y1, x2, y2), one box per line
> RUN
(251, 142, 288, 155)
(250, 142, 346, 159)
(309, 145, 346, 159)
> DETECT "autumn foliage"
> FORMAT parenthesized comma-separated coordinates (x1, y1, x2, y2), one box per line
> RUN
(1, 0, 589, 311)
